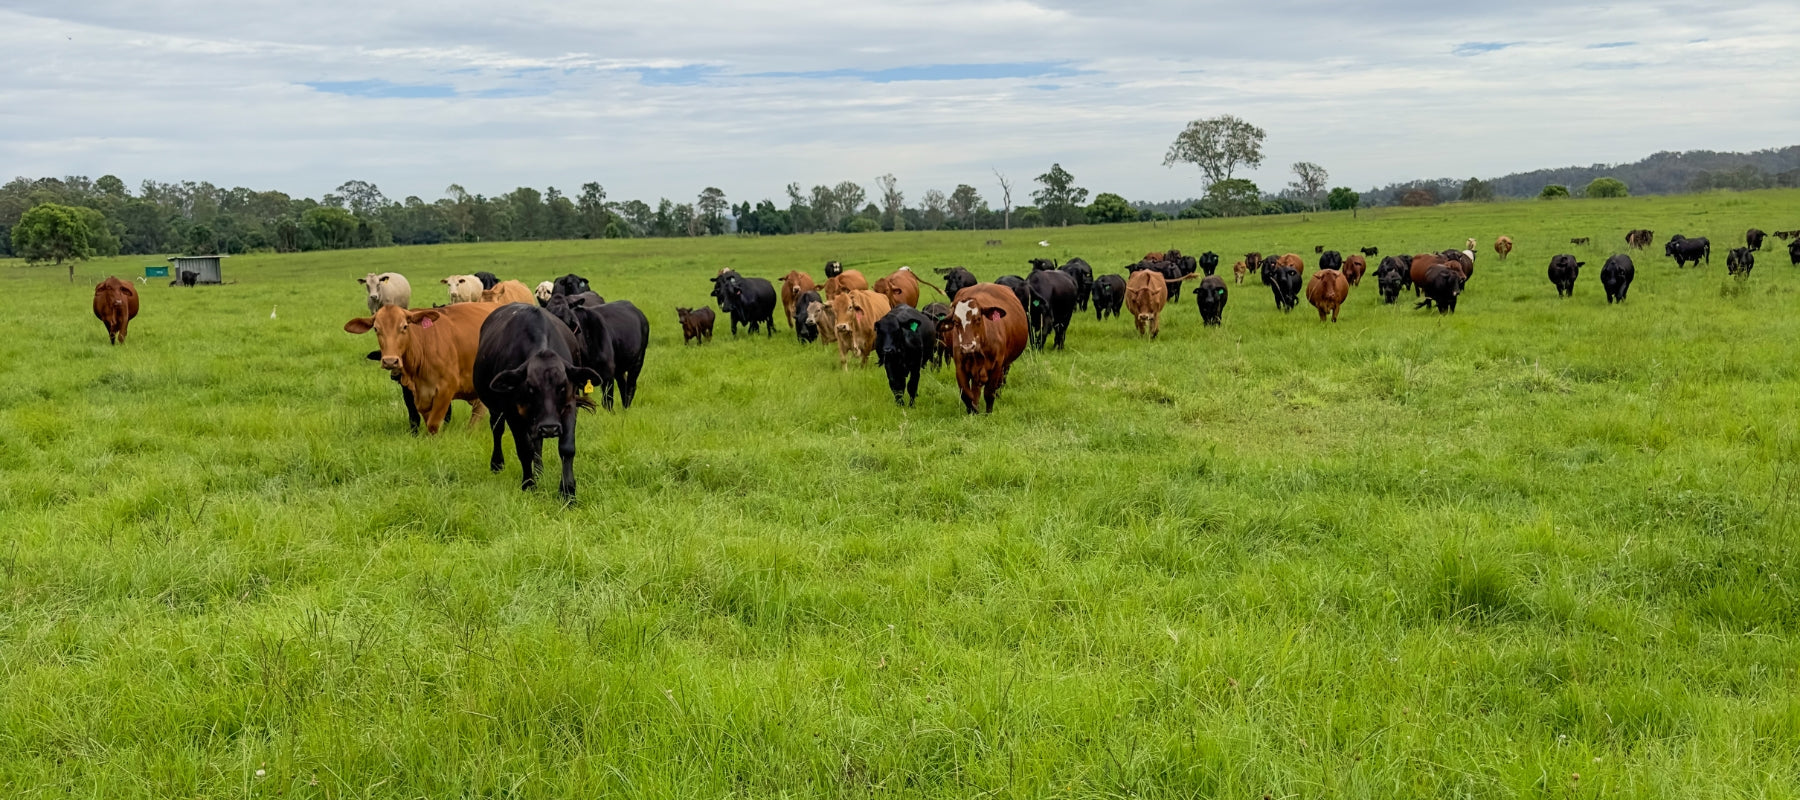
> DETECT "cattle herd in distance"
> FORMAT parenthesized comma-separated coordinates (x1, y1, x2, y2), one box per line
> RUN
(79, 224, 1797, 502)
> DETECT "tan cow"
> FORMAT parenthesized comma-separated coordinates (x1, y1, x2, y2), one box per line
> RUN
(1465, 237, 1478, 252)
(806, 299, 839, 348)
(344, 302, 498, 434)
(481, 280, 534, 305)
(1494, 235, 1514, 260)
(1232, 260, 1248, 284)
(1306, 269, 1350, 322)
(780, 270, 817, 326)
(442, 275, 484, 304)
(824, 269, 869, 298)
(830, 289, 892, 369)
(1125, 269, 1194, 339)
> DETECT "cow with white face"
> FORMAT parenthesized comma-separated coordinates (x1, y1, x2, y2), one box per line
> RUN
(946, 284, 1029, 414)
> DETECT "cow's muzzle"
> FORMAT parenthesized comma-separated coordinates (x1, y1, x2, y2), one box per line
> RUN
(380, 356, 401, 370)
(535, 423, 563, 439)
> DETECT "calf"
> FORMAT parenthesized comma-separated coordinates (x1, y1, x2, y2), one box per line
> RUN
(1267, 265, 1302, 312)
(921, 302, 953, 368)
(1600, 255, 1634, 304)
(1727, 247, 1755, 277)
(1319, 250, 1343, 272)
(1665, 235, 1710, 268)
(474, 304, 601, 502)
(947, 284, 1029, 414)
(1244, 252, 1263, 275)
(1359, 246, 1379, 257)
(806, 300, 839, 348)
(345, 302, 498, 434)
(874, 306, 936, 406)
(780, 270, 817, 326)
(1199, 251, 1220, 276)
(93, 276, 140, 344)
(1193, 275, 1228, 326)
(482, 280, 535, 305)
(1494, 236, 1513, 261)
(1342, 254, 1367, 286)
(1231, 260, 1247, 284)
(1570, 237, 1590, 246)
(552, 296, 649, 411)
(443, 274, 484, 303)
(1025, 269, 1078, 350)
(1547, 254, 1582, 298)
(677, 306, 716, 344)
(1747, 228, 1766, 252)
(1465, 237, 1478, 251)
(935, 266, 979, 299)
(1092, 274, 1126, 320)
(1306, 269, 1349, 322)
(1059, 258, 1095, 310)
(359, 272, 412, 312)
(1313, 245, 1325, 254)
(1414, 265, 1465, 314)
(831, 289, 893, 369)
(791, 291, 822, 344)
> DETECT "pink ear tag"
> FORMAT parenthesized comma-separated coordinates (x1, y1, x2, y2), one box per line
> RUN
(419, 318, 434, 329)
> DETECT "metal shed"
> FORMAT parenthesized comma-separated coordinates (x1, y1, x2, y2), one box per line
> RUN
(167, 255, 226, 285)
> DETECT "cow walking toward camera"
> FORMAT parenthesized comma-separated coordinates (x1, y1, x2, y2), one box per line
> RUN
(677, 307, 715, 344)
(947, 284, 1028, 414)
(359, 273, 411, 312)
(93, 277, 140, 344)
(874, 306, 936, 406)
(1306, 269, 1349, 322)
(1601, 255, 1634, 304)
(1194, 275, 1228, 326)
(345, 301, 497, 434)
(475, 304, 601, 502)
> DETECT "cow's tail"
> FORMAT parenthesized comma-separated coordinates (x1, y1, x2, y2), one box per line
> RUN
(917, 277, 946, 296)
(1704, 241, 1711, 263)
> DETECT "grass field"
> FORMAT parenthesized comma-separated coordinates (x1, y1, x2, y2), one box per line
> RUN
(4, 190, 1800, 798)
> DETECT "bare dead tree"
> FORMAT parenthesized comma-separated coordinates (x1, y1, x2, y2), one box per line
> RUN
(993, 168, 1013, 230)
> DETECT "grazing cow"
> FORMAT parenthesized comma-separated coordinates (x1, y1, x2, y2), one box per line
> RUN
(1028, 257, 1058, 271)
(552, 274, 592, 297)
(823, 269, 869, 298)
(481, 280, 535, 305)
(1125, 270, 1174, 339)
(677, 306, 716, 344)
(1092, 273, 1126, 320)
(549, 295, 649, 411)
(1231, 260, 1247, 284)
(1547, 254, 1583, 298)
(873, 266, 942, 309)
(1727, 247, 1756, 277)
(1665, 235, 1711, 268)
(1494, 236, 1514, 261)
(1360, 246, 1380, 257)
(1306, 269, 1350, 322)
(1777, 230, 1800, 241)
(443, 274, 484, 304)
(1375, 258, 1407, 304)
(1747, 228, 1766, 252)
(1790, 237, 1800, 265)
(806, 299, 839, 349)
(779, 270, 818, 326)
(1059, 258, 1095, 310)
(1319, 250, 1343, 272)
(947, 284, 1028, 414)
(1600, 255, 1634, 304)
(534, 281, 555, 307)
(1570, 237, 1590, 246)
(874, 306, 936, 406)
(1342, 254, 1367, 286)
(792, 291, 823, 344)
(1414, 265, 1465, 314)
(935, 267, 979, 300)
(359, 272, 412, 312)
(1024, 269, 1078, 350)
(1465, 237, 1478, 252)
(1625, 229, 1653, 249)
(473, 304, 601, 502)
(345, 302, 497, 434)
(831, 289, 893, 369)
(710, 270, 779, 336)
(1199, 251, 1220, 276)
(1194, 275, 1228, 326)
(1313, 245, 1325, 254)
(473, 271, 500, 290)
(994, 275, 1030, 311)
(93, 276, 140, 344)
(824, 260, 843, 278)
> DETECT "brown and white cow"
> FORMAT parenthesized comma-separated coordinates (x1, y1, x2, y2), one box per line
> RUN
(824, 269, 869, 298)
(93, 276, 140, 344)
(947, 284, 1028, 414)
(1306, 269, 1350, 322)
(344, 302, 497, 434)
(481, 280, 535, 305)
(779, 270, 817, 326)
(830, 289, 893, 369)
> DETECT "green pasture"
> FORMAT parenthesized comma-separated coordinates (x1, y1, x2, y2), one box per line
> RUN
(3, 190, 1800, 797)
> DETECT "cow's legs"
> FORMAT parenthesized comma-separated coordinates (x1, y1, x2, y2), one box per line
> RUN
(556, 412, 578, 501)
(421, 391, 452, 434)
(509, 417, 538, 490)
(488, 412, 508, 472)
(1053, 322, 1067, 350)
(402, 383, 421, 434)
(906, 365, 920, 406)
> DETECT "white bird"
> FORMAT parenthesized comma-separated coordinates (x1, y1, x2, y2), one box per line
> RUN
(270, 306, 278, 319)
(1038, 240, 1049, 247)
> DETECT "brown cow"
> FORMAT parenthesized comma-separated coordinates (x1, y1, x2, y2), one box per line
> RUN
(1625, 229, 1654, 249)
(1465, 237, 1478, 251)
(480, 280, 534, 305)
(779, 270, 817, 326)
(1306, 269, 1350, 322)
(947, 284, 1028, 414)
(93, 276, 140, 344)
(1232, 260, 1248, 284)
(830, 289, 892, 369)
(1409, 253, 1451, 291)
(1143, 251, 1167, 262)
(872, 266, 942, 309)
(676, 307, 715, 345)
(824, 269, 869, 298)
(344, 302, 497, 434)
(1124, 269, 1195, 339)
(1244, 252, 1262, 275)
(1494, 235, 1514, 260)
(1276, 253, 1306, 279)
(1342, 254, 1367, 286)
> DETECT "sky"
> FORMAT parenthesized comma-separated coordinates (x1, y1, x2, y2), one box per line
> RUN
(2, 1, 1796, 206)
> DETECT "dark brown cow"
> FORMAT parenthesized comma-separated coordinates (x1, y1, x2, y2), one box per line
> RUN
(1306, 269, 1349, 322)
(1570, 237, 1590, 246)
(676, 307, 715, 345)
(1409, 253, 1454, 291)
(1342, 254, 1367, 286)
(1626, 229, 1654, 249)
(824, 269, 869, 298)
(345, 302, 497, 434)
(1244, 252, 1263, 275)
(92, 277, 140, 344)
(948, 284, 1028, 414)
(779, 270, 817, 326)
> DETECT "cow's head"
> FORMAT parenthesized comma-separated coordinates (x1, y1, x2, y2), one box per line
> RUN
(488, 352, 601, 441)
(951, 298, 1008, 353)
(535, 282, 555, 306)
(344, 305, 442, 371)
(442, 275, 482, 301)
(834, 292, 878, 336)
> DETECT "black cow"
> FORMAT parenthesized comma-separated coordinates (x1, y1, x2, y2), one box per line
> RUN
(1360, 246, 1380, 257)
(920, 302, 952, 367)
(1747, 228, 1766, 252)
(1319, 250, 1343, 272)
(709, 270, 778, 336)
(552, 273, 591, 297)
(1547, 254, 1582, 298)
(873, 306, 936, 406)
(1414, 265, 1465, 314)
(1790, 237, 1800, 265)
(473, 304, 601, 502)
(1198, 251, 1220, 276)
(1167, 250, 1198, 277)
(1727, 247, 1755, 277)
(1375, 258, 1407, 304)
(1267, 265, 1301, 312)
(1194, 275, 1228, 325)
(473, 271, 499, 290)
(1665, 235, 1710, 268)
(1059, 258, 1095, 311)
(793, 290, 824, 343)
(1133, 259, 1185, 299)
(555, 295, 649, 411)
(1600, 255, 1634, 304)
(1025, 269, 1077, 350)
(995, 275, 1030, 311)
(935, 267, 978, 299)
(1028, 258, 1058, 272)
(1092, 274, 1126, 320)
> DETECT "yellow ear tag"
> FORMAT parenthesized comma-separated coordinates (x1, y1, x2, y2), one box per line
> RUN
(583, 381, 595, 396)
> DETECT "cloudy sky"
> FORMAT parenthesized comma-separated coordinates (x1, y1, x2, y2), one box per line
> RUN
(2, 1, 1795, 205)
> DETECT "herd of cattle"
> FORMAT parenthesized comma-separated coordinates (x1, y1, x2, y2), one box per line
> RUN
(75, 222, 1795, 501)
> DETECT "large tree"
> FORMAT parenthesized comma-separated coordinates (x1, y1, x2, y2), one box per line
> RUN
(1163, 115, 1266, 187)
(334, 180, 387, 216)
(1032, 163, 1089, 227)
(810, 185, 841, 232)
(832, 182, 866, 230)
(875, 174, 904, 232)
(1201, 179, 1262, 218)
(947, 184, 982, 227)
(1459, 177, 1495, 202)
(1288, 162, 1329, 210)
(1086, 192, 1134, 224)
(577, 182, 608, 238)
(12, 203, 94, 280)
(920, 189, 947, 230)
(696, 187, 728, 235)
(1585, 177, 1629, 198)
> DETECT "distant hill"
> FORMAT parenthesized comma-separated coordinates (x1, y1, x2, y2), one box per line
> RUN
(1363, 146, 1800, 206)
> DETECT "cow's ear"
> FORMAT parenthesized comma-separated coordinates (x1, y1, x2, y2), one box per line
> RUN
(984, 307, 1006, 321)
(408, 309, 443, 324)
(357, 277, 368, 285)
(566, 366, 602, 392)
(489, 366, 526, 394)
(344, 317, 374, 334)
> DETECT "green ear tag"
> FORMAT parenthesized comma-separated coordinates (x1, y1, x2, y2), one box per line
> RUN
(908, 321, 919, 331)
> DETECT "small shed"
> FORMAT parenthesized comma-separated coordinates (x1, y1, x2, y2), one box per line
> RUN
(167, 255, 226, 285)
